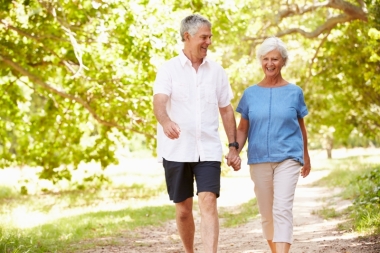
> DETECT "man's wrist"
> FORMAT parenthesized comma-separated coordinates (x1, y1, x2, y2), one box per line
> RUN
(228, 141, 239, 150)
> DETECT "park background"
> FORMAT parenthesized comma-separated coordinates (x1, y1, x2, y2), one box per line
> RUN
(0, 0, 379, 252)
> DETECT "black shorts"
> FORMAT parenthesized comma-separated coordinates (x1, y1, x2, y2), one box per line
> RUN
(162, 158, 221, 203)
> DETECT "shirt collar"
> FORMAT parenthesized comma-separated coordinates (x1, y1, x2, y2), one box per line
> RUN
(179, 50, 209, 67)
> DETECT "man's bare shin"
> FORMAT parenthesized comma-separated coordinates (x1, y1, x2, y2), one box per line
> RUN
(198, 192, 219, 253)
(176, 198, 195, 253)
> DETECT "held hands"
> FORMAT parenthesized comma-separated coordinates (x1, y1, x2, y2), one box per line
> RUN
(163, 121, 181, 139)
(225, 148, 241, 171)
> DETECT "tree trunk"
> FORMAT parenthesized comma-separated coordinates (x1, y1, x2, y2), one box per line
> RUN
(325, 136, 334, 159)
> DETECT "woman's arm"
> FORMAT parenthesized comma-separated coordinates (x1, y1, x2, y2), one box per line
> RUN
(298, 118, 311, 178)
(237, 117, 249, 155)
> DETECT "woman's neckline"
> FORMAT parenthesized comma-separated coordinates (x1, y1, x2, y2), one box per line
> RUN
(256, 83, 290, 88)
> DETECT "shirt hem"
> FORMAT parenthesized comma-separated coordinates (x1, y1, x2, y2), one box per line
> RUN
(248, 157, 304, 165)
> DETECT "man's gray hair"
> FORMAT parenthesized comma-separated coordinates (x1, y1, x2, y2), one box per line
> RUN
(180, 14, 211, 42)
(256, 36, 289, 66)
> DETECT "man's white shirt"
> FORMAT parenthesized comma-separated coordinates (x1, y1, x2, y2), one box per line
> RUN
(153, 50, 233, 163)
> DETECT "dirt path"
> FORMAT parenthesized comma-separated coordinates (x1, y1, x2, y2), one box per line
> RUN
(81, 149, 380, 253)
(82, 171, 379, 252)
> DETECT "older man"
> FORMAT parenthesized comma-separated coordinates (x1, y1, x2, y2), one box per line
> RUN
(153, 14, 240, 253)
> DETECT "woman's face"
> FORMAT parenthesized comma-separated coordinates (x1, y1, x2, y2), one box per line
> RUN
(261, 49, 285, 78)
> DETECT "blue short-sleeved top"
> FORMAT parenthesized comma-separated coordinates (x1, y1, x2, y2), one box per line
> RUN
(236, 83, 308, 165)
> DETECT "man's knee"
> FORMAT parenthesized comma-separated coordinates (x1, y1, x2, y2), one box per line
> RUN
(198, 192, 217, 213)
(176, 198, 193, 219)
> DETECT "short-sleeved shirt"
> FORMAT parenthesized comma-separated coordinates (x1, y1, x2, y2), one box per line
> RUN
(153, 50, 233, 163)
(236, 84, 308, 165)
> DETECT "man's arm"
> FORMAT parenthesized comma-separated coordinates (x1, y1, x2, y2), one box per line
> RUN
(219, 104, 240, 170)
(153, 94, 180, 139)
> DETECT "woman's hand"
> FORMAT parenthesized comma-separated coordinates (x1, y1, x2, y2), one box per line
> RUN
(300, 156, 311, 178)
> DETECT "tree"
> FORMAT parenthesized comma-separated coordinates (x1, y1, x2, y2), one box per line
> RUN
(0, 0, 181, 183)
(205, 0, 379, 155)
(1, 0, 378, 184)
(177, 0, 379, 156)
(295, 0, 379, 154)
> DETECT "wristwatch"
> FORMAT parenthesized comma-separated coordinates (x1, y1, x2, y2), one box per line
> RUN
(228, 142, 239, 150)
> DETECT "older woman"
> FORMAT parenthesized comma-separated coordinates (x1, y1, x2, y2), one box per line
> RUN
(235, 37, 311, 253)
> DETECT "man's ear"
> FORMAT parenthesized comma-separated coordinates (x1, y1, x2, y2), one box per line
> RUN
(184, 32, 190, 41)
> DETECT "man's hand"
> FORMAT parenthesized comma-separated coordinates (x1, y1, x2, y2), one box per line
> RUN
(154, 94, 180, 139)
(162, 121, 181, 139)
(225, 149, 241, 171)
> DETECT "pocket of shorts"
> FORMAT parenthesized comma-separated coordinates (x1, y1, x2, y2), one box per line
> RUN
(172, 81, 189, 101)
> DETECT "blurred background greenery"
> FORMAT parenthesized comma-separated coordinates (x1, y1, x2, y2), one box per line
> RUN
(0, 0, 379, 252)
(0, 0, 379, 183)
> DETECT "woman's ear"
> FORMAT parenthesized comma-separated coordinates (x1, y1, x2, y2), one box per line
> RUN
(283, 58, 287, 66)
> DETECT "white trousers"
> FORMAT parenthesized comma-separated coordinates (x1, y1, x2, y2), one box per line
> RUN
(250, 159, 301, 244)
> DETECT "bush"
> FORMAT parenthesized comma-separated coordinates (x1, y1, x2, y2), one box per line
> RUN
(351, 167, 380, 234)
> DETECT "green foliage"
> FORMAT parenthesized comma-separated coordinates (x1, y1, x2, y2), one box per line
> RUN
(1, 184, 166, 215)
(312, 156, 378, 199)
(312, 156, 372, 185)
(300, 0, 380, 145)
(0, 185, 17, 199)
(314, 155, 380, 234)
(0, 0, 181, 182)
(0, 228, 35, 253)
(0, 0, 378, 183)
(351, 168, 380, 233)
(312, 207, 340, 219)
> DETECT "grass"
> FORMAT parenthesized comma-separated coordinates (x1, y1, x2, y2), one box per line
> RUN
(0, 158, 172, 253)
(219, 198, 259, 228)
(1, 205, 175, 252)
(311, 153, 380, 235)
(311, 207, 340, 219)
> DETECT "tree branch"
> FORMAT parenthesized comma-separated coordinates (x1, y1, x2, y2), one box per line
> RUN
(0, 19, 70, 42)
(276, 2, 329, 22)
(39, 1, 88, 78)
(277, 0, 367, 21)
(278, 14, 353, 38)
(0, 54, 154, 138)
(327, 0, 367, 20)
(0, 19, 82, 76)
(304, 30, 331, 92)
(245, 0, 367, 42)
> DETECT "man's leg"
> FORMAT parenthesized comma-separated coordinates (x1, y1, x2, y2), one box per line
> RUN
(198, 192, 218, 253)
(176, 197, 195, 253)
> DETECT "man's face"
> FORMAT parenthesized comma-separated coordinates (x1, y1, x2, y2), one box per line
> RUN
(186, 25, 212, 60)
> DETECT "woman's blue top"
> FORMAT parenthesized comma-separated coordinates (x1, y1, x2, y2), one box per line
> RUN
(236, 84, 308, 165)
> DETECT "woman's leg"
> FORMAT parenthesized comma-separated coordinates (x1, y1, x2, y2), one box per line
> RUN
(276, 242, 291, 253)
(267, 240, 276, 253)
(272, 159, 301, 252)
(250, 163, 276, 253)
